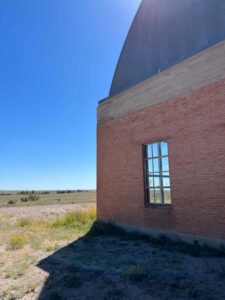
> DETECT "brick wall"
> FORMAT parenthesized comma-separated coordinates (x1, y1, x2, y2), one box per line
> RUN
(97, 78, 225, 240)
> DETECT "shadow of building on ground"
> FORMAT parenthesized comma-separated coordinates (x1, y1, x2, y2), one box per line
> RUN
(38, 222, 225, 300)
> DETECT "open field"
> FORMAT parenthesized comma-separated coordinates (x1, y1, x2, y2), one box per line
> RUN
(0, 204, 225, 300)
(0, 204, 96, 299)
(0, 191, 96, 207)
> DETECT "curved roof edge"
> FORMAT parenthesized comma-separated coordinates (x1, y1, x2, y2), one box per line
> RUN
(109, 0, 225, 97)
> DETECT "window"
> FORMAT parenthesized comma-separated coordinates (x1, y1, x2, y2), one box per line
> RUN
(144, 141, 171, 205)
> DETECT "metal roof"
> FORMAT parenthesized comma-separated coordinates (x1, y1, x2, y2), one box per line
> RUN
(109, 0, 225, 97)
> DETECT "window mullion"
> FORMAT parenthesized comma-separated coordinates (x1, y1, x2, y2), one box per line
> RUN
(145, 147, 150, 204)
(158, 143, 164, 204)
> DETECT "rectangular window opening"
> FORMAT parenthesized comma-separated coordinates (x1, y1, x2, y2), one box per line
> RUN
(144, 141, 171, 205)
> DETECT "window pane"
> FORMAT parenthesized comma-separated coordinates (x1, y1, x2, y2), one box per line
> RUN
(148, 159, 153, 174)
(154, 177, 160, 187)
(153, 158, 159, 173)
(163, 177, 170, 187)
(149, 189, 155, 203)
(155, 189, 161, 204)
(148, 177, 154, 188)
(152, 143, 159, 157)
(147, 145, 152, 158)
(163, 171, 170, 177)
(164, 188, 171, 204)
(161, 142, 168, 156)
(162, 157, 169, 172)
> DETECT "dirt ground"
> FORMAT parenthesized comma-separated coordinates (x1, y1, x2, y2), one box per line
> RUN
(0, 203, 94, 219)
(0, 205, 225, 300)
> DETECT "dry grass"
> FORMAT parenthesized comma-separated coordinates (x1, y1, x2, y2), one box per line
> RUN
(1, 206, 225, 300)
(8, 234, 29, 250)
(0, 206, 96, 299)
(4, 262, 29, 279)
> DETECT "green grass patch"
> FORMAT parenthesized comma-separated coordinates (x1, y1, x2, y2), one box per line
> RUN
(9, 234, 29, 250)
(50, 207, 96, 229)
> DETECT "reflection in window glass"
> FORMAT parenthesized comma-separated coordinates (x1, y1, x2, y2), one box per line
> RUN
(162, 157, 169, 172)
(161, 142, 168, 156)
(155, 189, 161, 203)
(164, 188, 171, 204)
(153, 158, 159, 173)
(148, 159, 153, 173)
(147, 145, 152, 158)
(149, 177, 154, 187)
(163, 171, 170, 177)
(152, 143, 158, 157)
(144, 141, 171, 205)
(154, 177, 160, 187)
(149, 190, 155, 202)
(163, 177, 170, 187)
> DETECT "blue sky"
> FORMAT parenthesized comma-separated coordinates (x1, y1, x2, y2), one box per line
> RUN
(0, 0, 141, 190)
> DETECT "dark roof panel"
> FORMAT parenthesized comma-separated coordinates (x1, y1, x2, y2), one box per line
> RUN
(109, 0, 225, 97)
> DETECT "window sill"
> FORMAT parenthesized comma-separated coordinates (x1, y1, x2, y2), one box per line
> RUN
(144, 203, 173, 209)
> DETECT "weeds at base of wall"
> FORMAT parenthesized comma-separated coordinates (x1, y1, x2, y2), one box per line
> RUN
(90, 221, 225, 258)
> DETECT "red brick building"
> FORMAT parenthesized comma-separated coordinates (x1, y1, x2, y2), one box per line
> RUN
(97, 0, 225, 246)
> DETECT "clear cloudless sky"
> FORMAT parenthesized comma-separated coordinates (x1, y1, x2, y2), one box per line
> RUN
(0, 0, 141, 190)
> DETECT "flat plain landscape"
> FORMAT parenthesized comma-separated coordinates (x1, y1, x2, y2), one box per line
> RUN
(0, 190, 96, 207)
(0, 199, 225, 300)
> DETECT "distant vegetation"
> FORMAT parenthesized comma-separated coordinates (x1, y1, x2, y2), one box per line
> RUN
(0, 189, 94, 196)
(56, 190, 90, 194)
(0, 190, 96, 207)
(21, 194, 40, 203)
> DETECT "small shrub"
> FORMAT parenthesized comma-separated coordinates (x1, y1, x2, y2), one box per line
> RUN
(27, 194, 39, 201)
(124, 265, 147, 282)
(18, 218, 33, 227)
(9, 234, 29, 250)
(8, 200, 16, 205)
(21, 197, 28, 202)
